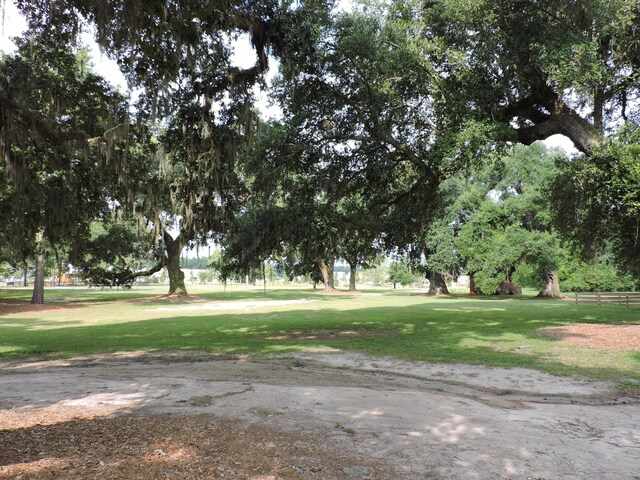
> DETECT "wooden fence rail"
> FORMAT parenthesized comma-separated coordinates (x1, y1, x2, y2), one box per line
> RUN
(575, 292, 640, 308)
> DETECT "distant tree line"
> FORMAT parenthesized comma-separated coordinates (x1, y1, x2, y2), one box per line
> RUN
(1, 0, 639, 302)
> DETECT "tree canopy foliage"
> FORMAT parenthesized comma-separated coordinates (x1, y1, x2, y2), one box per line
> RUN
(7, 0, 335, 296)
(2, 0, 640, 299)
(403, 0, 640, 152)
(0, 36, 130, 301)
(549, 125, 640, 276)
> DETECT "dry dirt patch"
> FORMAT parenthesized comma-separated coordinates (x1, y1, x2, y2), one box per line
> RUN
(1, 352, 639, 479)
(316, 290, 363, 296)
(0, 296, 311, 317)
(0, 300, 83, 317)
(1, 411, 386, 480)
(128, 294, 209, 304)
(542, 323, 640, 351)
(149, 299, 312, 312)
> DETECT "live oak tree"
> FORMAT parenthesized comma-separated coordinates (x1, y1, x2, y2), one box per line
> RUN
(72, 216, 161, 288)
(136, 103, 247, 296)
(0, 37, 130, 303)
(336, 194, 383, 291)
(549, 125, 640, 278)
(389, 0, 640, 285)
(12, 0, 639, 299)
(556, 250, 636, 293)
(220, 10, 456, 292)
(14, 0, 334, 296)
(215, 116, 385, 292)
(216, 120, 345, 292)
(306, 0, 639, 290)
(0, 168, 33, 286)
(406, 0, 640, 152)
(454, 144, 566, 297)
(371, 0, 640, 295)
(273, 12, 486, 293)
(388, 258, 419, 288)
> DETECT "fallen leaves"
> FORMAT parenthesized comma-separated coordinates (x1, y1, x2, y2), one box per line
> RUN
(0, 412, 386, 479)
(542, 323, 640, 351)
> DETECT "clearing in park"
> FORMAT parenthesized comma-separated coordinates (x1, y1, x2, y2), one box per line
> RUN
(1, 285, 639, 479)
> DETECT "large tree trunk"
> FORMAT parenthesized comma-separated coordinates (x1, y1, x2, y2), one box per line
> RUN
(317, 256, 336, 291)
(347, 260, 357, 292)
(53, 244, 62, 286)
(21, 255, 28, 287)
(469, 272, 480, 294)
(498, 267, 521, 295)
(593, 88, 604, 133)
(498, 280, 522, 295)
(506, 74, 603, 153)
(427, 271, 449, 295)
(164, 233, 188, 296)
(31, 221, 46, 305)
(538, 270, 562, 298)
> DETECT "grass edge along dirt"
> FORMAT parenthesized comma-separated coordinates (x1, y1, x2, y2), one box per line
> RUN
(1, 286, 639, 387)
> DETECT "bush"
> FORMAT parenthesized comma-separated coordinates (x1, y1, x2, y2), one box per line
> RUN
(388, 262, 418, 287)
(559, 257, 635, 292)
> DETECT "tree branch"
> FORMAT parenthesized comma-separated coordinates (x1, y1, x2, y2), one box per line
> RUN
(516, 112, 601, 153)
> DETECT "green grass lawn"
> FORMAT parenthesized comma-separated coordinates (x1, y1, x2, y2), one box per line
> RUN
(1, 285, 639, 385)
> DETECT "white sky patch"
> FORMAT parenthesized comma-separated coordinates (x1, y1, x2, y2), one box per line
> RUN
(230, 32, 283, 120)
(230, 33, 257, 69)
(254, 59, 283, 120)
(542, 134, 579, 155)
(80, 28, 128, 91)
(0, 2, 129, 91)
(336, 0, 355, 13)
(0, 1, 26, 53)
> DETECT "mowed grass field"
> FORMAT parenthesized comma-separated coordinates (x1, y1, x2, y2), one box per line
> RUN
(1, 285, 639, 385)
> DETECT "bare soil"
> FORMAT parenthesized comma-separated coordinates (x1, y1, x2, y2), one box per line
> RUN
(1, 351, 639, 479)
(542, 323, 640, 351)
(1, 412, 387, 480)
(0, 300, 83, 316)
(127, 294, 209, 303)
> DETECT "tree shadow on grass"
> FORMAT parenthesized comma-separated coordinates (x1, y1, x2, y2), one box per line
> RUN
(1, 298, 638, 380)
(2, 286, 371, 306)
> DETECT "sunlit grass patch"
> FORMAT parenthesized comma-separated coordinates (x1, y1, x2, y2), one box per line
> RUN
(1, 285, 639, 383)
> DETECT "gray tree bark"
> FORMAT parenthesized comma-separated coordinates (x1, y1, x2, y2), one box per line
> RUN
(427, 271, 449, 295)
(30, 221, 46, 305)
(347, 260, 357, 292)
(318, 256, 336, 291)
(537, 270, 562, 298)
(164, 232, 188, 296)
(22, 256, 28, 287)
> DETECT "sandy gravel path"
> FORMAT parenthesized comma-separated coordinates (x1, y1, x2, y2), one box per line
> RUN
(1, 351, 639, 479)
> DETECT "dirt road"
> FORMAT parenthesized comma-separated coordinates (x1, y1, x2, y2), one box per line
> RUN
(1, 351, 639, 479)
